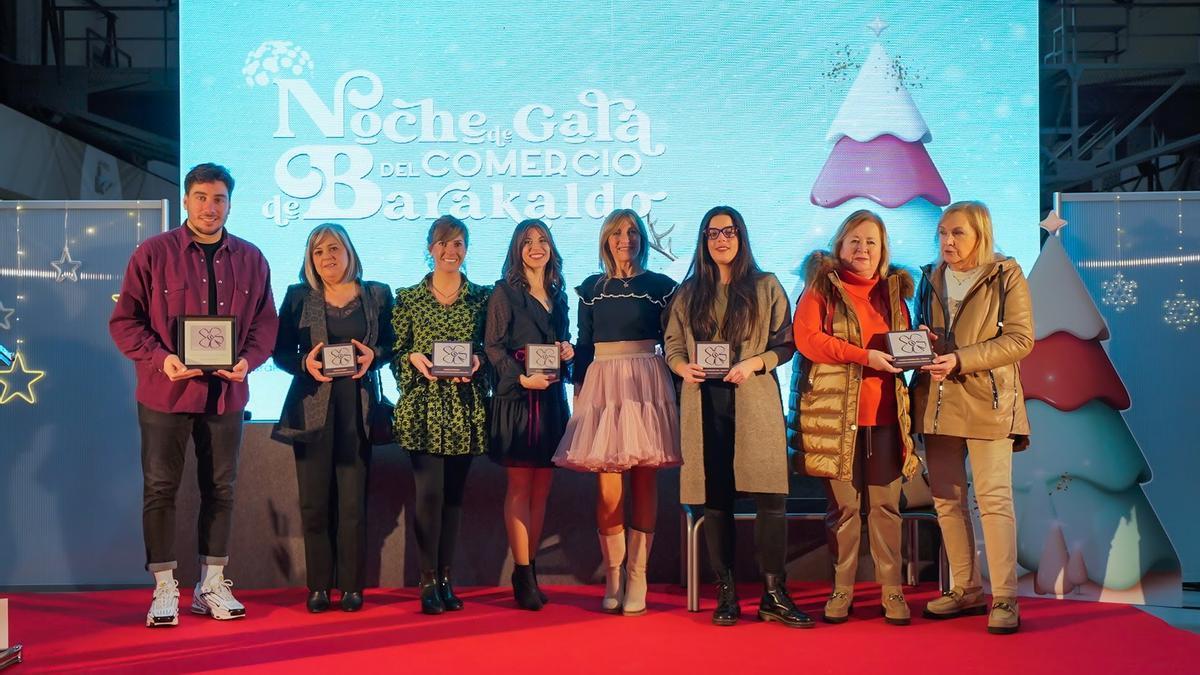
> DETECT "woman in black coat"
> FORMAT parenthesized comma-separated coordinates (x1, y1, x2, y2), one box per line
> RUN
(484, 219, 573, 610)
(272, 223, 394, 613)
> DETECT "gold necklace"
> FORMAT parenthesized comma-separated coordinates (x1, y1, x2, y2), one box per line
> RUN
(947, 267, 978, 290)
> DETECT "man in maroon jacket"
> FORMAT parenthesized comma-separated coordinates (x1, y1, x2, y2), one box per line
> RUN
(110, 163, 278, 627)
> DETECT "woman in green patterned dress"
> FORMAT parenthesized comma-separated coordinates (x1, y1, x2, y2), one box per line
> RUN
(391, 215, 491, 615)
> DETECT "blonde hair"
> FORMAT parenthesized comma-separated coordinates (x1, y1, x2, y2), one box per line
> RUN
(301, 223, 362, 289)
(939, 201, 995, 268)
(828, 209, 891, 278)
(597, 208, 649, 277)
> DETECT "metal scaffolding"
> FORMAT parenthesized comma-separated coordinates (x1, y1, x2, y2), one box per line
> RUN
(1041, 1, 1200, 202)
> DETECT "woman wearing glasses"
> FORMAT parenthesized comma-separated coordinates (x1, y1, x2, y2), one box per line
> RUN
(665, 206, 809, 628)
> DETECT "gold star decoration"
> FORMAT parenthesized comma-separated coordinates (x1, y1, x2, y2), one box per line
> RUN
(0, 352, 45, 405)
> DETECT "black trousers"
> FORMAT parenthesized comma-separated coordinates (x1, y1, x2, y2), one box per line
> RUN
(138, 403, 244, 572)
(700, 381, 787, 578)
(293, 380, 372, 592)
(410, 452, 474, 572)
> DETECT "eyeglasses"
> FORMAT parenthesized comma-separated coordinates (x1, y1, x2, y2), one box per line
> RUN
(704, 226, 738, 241)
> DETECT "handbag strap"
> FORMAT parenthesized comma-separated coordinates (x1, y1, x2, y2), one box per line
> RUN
(994, 264, 1007, 337)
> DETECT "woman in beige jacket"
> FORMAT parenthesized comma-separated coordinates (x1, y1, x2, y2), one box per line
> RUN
(911, 201, 1034, 635)
(665, 206, 808, 628)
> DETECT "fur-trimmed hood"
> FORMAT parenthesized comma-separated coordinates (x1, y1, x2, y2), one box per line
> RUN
(802, 250, 915, 300)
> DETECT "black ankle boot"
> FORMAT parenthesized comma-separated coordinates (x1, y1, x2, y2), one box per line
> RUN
(438, 566, 463, 611)
(307, 590, 330, 613)
(712, 571, 740, 626)
(340, 591, 363, 612)
(419, 570, 445, 615)
(530, 559, 549, 605)
(758, 573, 814, 629)
(511, 564, 544, 611)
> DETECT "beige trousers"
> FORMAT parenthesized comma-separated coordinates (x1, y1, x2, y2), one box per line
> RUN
(925, 434, 1018, 597)
(823, 425, 903, 588)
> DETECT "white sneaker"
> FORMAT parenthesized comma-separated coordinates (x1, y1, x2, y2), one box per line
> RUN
(146, 580, 180, 628)
(191, 575, 246, 620)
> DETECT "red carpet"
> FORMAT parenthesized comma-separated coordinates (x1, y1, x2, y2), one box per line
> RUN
(5, 583, 1197, 673)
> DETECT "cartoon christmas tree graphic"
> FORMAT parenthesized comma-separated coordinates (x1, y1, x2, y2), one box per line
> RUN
(787, 18, 951, 303)
(1011, 214, 1182, 606)
(809, 24, 950, 212)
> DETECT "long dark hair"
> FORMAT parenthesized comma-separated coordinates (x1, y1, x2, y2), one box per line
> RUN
(680, 206, 762, 346)
(501, 219, 566, 297)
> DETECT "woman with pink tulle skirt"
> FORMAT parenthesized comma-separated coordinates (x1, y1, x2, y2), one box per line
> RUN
(553, 208, 681, 616)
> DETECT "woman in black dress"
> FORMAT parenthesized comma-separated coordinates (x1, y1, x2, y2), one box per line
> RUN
(485, 219, 574, 610)
(272, 223, 394, 613)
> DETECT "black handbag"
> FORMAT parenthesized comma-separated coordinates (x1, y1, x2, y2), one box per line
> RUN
(368, 372, 396, 446)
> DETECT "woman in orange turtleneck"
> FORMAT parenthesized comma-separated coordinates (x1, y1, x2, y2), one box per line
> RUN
(789, 209, 919, 626)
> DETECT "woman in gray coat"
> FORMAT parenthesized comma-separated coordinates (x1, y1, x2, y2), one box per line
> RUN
(272, 223, 394, 614)
(664, 206, 809, 628)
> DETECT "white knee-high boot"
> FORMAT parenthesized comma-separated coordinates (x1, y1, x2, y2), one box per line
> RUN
(598, 530, 625, 613)
(623, 529, 653, 616)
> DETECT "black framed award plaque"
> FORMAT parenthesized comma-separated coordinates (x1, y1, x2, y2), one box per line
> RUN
(885, 329, 935, 369)
(177, 315, 237, 370)
(430, 341, 473, 377)
(525, 343, 560, 382)
(695, 341, 732, 379)
(322, 343, 359, 378)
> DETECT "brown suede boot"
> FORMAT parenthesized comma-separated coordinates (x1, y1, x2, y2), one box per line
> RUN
(881, 586, 910, 626)
(923, 586, 988, 619)
(987, 596, 1020, 634)
(822, 587, 854, 624)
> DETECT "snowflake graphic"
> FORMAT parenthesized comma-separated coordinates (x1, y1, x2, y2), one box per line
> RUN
(1163, 290, 1199, 331)
(1101, 271, 1138, 312)
(243, 40, 314, 88)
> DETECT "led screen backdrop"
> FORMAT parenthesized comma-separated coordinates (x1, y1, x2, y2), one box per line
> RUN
(180, 1, 1040, 419)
